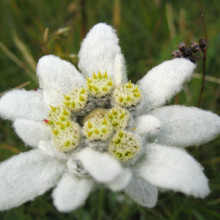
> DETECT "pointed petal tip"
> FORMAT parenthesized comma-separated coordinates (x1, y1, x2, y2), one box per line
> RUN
(138, 58, 196, 113)
(76, 148, 123, 183)
(136, 144, 211, 199)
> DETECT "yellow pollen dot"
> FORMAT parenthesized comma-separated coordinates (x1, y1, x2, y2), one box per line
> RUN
(98, 71, 102, 78)
(108, 80, 113, 86)
(93, 72, 97, 79)
(80, 88, 86, 94)
(60, 116, 65, 121)
(102, 128, 107, 133)
(52, 129, 58, 135)
(71, 102, 75, 108)
(63, 109, 69, 115)
(102, 118, 107, 125)
(132, 127, 136, 130)
(64, 141, 70, 147)
(88, 131, 93, 137)
(49, 105, 56, 111)
(119, 97, 124, 102)
(64, 95, 70, 100)
(104, 71, 107, 78)
(64, 102, 70, 106)
(93, 86, 98, 91)
(102, 87, 108, 91)
(88, 121, 93, 128)
(94, 129, 99, 134)
(79, 96, 85, 101)
(66, 121, 71, 127)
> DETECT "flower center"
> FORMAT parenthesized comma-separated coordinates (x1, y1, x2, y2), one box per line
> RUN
(45, 71, 142, 161)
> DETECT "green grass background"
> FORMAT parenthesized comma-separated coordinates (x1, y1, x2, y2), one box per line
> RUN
(0, 0, 220, 219)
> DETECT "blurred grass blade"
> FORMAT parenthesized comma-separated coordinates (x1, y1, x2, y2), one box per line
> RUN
(13, 32, 37, 72)
(0, 41, 37, 83)
(0, 41, 24, 68)
(166, 2, 176, 39)
(0, 81, 30, 96)
(43, 27, 49, 44)
(193, 73, 220, 84)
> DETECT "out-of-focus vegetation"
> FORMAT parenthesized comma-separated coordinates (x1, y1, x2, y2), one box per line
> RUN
(0, 0, 220, 219)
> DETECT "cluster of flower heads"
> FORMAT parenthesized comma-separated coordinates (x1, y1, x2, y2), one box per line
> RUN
(0, 23, 220, 214)
(45, 71, 142, 162)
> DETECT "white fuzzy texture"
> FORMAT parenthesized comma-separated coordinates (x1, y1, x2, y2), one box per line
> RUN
(150, 105, 220, 147)
(76, 147, 123, 183)
(37, 55, 85, 105)
(0, 149, 65, 210)
(135, 115, 161, 135)
(78, 23, 126, 81)
(0, 89, 48, 121)
(125, 177, 158, 208)
(53, 173, 93, 212)
(13, 119, 51, 147)
(135, 144, 210, 198)
(138, 58, 196, 113)
(38, 140, 68, 160)
(114, 53, 127, 85)
(108, 168, 132, 191)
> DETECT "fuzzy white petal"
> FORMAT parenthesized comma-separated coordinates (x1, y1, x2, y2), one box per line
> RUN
(0, 149, 65, 211)
(38, 140, 68, 160)
(138, 58, 196, 113)
(150, 105, 220, 147)
(78, 23, 126, 81)
(135, 115, 161, 135)
(37, 55, 85, 105)
(114, 53, 127, 85)
(108, 168, 132, 191)
(13, 119, 51, 148)
(135, 144, 210, 198)
(125, 177, 158, 208)
(0, 89, 48, 121)
(76, 147, 123, 183)
(53, 173, 93, 212)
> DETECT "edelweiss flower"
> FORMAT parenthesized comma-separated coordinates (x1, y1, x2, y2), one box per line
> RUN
(0, 23, 220, 212)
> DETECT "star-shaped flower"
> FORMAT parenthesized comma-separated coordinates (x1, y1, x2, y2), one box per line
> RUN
(0, 23, 220, 212)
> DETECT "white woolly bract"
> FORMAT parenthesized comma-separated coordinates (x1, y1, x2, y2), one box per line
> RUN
(135, 144, 210, 198)
(114, 53, 128, 85)
(135, 115, 161, 135)
(0, 89, 48, 121)
(108, 168, 132, 191)
(125, 177, 158, 208)
(37, 55, 85, 105)
(0, 149, 65, 211)
(138, 58, 196, 113)
(75, 147, 123, 183)
(13, 119, 51, 148)
(150, 105, 220, 147)
(78, 23, 126, 81)
(52, 173, 93, 212)
(38, 140, 69, 160)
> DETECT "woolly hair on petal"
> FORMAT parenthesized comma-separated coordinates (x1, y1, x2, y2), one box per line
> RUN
(0, 89, 48, 121)
(125, 177, 158, 208)
(135, 144, 210, 198)
(108, 168, 132, 191)
(13, 119, 51, 148)
(150, 105, 220, 147)
(0, 149, 65, 211)
(52, 173, 94, 212)
(135, 115, 161, 135)
(138, 58, 196, 113)
(75, 147, 123, 183)
(78, 23, 127, 83)
(37, 55, 85, 105)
